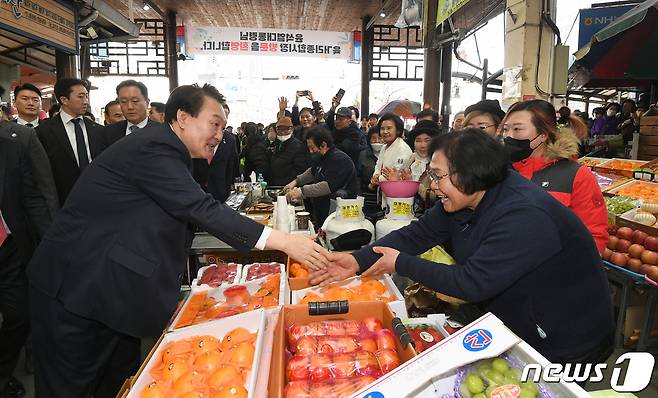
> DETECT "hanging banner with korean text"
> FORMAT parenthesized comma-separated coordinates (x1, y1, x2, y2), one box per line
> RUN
(187, 26, 353, 60)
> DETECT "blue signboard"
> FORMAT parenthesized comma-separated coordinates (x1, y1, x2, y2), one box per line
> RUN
(578, 5, 634, 49)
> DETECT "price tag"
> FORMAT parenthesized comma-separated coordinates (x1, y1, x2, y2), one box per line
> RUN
(340, 204, 361, 220)
(391, 201, 412, 216)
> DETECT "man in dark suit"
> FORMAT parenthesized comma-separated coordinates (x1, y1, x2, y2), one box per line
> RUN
(35, 78, 107, 206)
(0, 120, 58, 217)
(12, 83, 42, 128)
(26, 83, 328, 398)
(104, 79, 160, 146)
(0, 136, 51, 398)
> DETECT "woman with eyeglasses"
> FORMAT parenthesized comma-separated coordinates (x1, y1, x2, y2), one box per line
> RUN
(310, 128, 614, 365)
(503, 99, 608, 254)
(462, 99, 506, 138)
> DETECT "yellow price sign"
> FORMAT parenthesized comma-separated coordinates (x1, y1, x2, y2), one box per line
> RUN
(340, 204, 361, 220)
(392, 201, 412, 216)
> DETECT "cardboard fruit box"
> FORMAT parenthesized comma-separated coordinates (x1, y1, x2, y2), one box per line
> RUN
(169, 271, 289, 332)
(287, 257, 312, 291)
(268, 301, 417, 398)
(126, 309, 267, 398)
(290, 274, 408, 318)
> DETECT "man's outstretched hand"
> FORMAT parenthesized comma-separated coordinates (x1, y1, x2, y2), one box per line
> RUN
(309, 251, 360, 286)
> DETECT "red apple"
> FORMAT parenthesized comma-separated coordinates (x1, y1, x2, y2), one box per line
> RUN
(362, 317, 383, 333)
(309, 353, 332, 382)
(603, 247, 612, 261)
(611, 252, 628, 267)
(608, 225, 619, 235)
(331, 352, 356, 378)
(617, 227, 633, 240)
(628, 244, 645, 259)
(628, 258, 643, 273)
(287, 355, 310, 381)
(617, 239, 632, 253)
(632, 230, 649, 245)
(641, 250, 658, 265)
(608, 236, 619, 250)
(644, 236, 658, 251)
(375, 349, 401, 374)
(376, 329, 397, 351)
(640, 264, 654, 275)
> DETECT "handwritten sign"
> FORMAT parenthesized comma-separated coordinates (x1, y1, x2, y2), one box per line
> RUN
(187, 26, 353, 60)
(0, 0, 77, 53)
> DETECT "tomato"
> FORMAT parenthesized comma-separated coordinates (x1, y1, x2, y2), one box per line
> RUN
(287, 355, 310, 381)
(295, 335, 318, 356)
(375, 349, 400, 374)
(284, 380, 311, 398)
(375, 329, 397, 351)
(361, 317, 383, 333)
(223, 285, 250, 306)
(357, 337, 378, 353)
(288, 325, 311, 346)
(140, 382, 167, 398)
(309, 381, 335, 398)
(230, 342, 255, 369)
(207, 365, 243, 389)
(333, 379, 357, 398)
(331, 352, 356, 378)
(309, 353, 332, 382)
(193, 351, 223, 374)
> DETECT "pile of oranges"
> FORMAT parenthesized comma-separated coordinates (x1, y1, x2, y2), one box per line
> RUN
(289, 262, 309, 279)
(578, 158, 605, 168)
(174, 274, 280, 330)
(300, 278, 394, 304)
(600, 159, 646, 171)
(614, 181, 658, 201)
(140, 328, 256, 398)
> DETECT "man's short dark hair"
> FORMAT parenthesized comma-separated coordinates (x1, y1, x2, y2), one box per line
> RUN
(116, 79, 149, 100)
(416, 109, 439, 122)
(299, 107, 314, 116)
(368, 113, 378, 120)
(222, 103, 230, 116)
(54, 78, 88, 104)
(306, 125, 334, 148)
(14, 83, 42, 98)
(164, 84, 226, 124)
(377, 112, 405, 137)
(104, 100, 120, 115)
(428, 128, 508, 195)
(348, 106, 360, 120)
(150, 102, 165, 113)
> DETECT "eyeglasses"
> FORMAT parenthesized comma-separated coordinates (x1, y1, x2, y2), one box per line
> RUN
(427, 169, 450, 183)
(468, 123, 495, 130)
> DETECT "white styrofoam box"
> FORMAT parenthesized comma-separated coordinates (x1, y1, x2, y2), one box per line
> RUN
(351, 312, 590, 398)
(253, 308, 280, 397)
(191, 262, 243, 293)
(170, 271, 288, 332)
(290, 274, 408, 318)
(240, 262, 285, 283)
(127, 309, 266, 398)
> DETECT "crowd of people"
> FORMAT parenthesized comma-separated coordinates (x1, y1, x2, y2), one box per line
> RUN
(0, 76, 648, 397)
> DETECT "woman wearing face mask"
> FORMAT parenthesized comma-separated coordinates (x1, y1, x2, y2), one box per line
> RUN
(265, 117, 310, 186)
(503, 99, 608, 253)
(311, 129, 614, 365)
(369, 113, 412, 190)
(359, 126, 383, 194)
(591, 102, 620, 136)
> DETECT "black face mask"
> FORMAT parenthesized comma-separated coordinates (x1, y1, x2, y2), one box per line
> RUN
(504, 135, 542, 162)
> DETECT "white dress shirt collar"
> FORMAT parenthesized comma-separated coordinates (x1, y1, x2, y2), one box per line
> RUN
(60, 109, 82, 125)
(126, 118, 149, 135)
(17, 116, 39, 127)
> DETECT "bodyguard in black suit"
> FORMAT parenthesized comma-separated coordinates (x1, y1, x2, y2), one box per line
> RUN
(193, 130, 239, 202)
(26, 84, 328, 398)
(103, 79, 161, 146)
(35, 78, 107, 206)
(0, 136, 51, 397)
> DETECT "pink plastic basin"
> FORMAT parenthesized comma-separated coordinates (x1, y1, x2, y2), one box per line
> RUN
(379, 180, 421, 198)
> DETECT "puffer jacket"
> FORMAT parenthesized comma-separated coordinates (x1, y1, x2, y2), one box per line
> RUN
(513, 129, 608, 253)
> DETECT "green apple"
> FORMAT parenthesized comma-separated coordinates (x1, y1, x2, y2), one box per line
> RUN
(465, 374, 485, 394)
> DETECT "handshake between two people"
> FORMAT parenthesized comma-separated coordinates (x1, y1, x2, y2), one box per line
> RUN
(308, 247, 402, 286)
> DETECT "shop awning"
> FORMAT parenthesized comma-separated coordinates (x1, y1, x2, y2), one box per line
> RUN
(568, 0, 658, 89)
